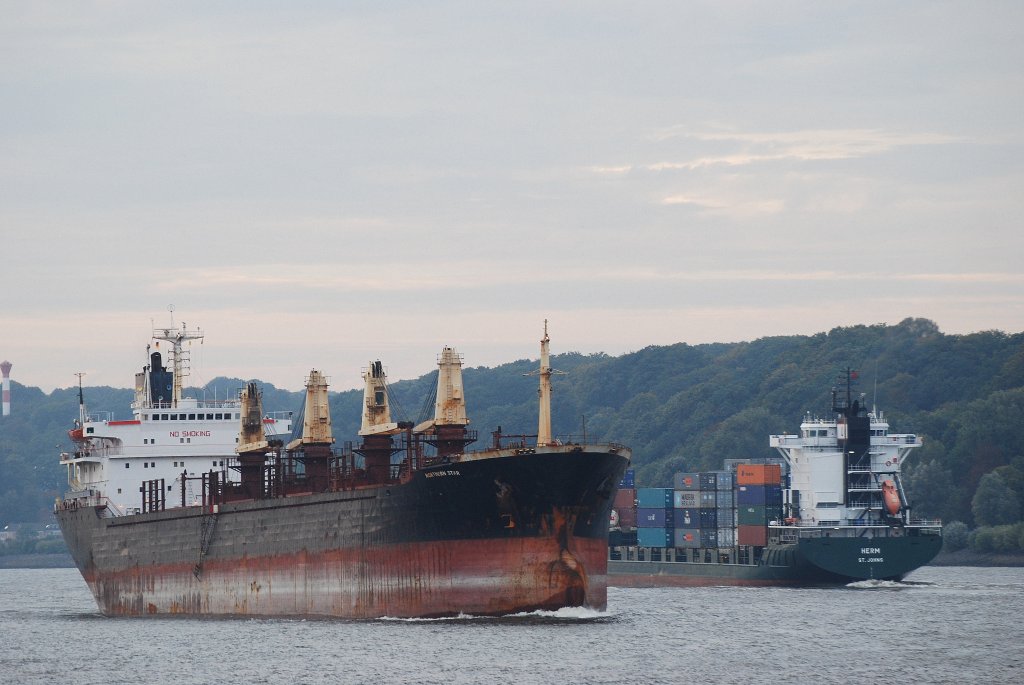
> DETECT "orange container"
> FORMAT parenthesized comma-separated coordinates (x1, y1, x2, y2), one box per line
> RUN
(736, 464, 782, 486)
(613, 488, 636, 509)
(737, 524, 768, 546)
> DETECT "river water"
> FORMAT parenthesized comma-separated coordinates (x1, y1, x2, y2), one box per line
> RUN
(1, 566, 1020, 684)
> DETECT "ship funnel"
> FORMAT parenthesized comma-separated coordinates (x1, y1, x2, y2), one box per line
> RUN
(360, 361, 400, 436)
(236, 382, 269, 455)
(287, 369, 334, 450)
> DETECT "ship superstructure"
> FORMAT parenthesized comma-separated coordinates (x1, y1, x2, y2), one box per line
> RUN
(61, 324, 292, 515)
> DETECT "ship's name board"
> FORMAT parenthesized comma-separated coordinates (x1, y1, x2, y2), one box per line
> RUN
(168, 430, 212, 438)
(859, 547, 883, 563)
(425, 470, 461, 478)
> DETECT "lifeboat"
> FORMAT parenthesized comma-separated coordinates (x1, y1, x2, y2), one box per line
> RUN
(67, 426, 85, 442)
(881, 479, 901, 516)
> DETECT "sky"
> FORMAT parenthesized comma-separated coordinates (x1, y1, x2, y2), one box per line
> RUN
(2, 1, 1023, 393)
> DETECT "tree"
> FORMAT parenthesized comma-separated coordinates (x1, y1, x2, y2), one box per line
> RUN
(971, 472, 1021, 527)
(904, 459, 956, 521)
(942, 521, 969, 551)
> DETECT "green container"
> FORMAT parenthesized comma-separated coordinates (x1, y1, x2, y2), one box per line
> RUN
(736, 505, 782, 525)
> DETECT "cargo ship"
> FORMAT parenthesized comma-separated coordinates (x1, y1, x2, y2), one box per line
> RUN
(55, 322, 630, 618)
(608, 370, 942, 586)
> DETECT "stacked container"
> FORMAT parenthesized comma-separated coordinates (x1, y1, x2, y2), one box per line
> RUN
(713, 470, 736, 550)
(736, 464, 783, 547)
(636, 487, 674, 548)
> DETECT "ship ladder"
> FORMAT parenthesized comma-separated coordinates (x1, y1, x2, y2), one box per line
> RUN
(194, 511, 219, 578)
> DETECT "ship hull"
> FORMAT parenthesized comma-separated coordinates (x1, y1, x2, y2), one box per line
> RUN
(57, 447, 628, 618)
(608, 531, 943, 587)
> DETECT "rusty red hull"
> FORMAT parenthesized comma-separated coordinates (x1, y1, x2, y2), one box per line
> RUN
(57, 446, 629, 618)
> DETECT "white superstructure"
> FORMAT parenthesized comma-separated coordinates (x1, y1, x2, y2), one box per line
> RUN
(60, 325, 292, 515)
(771, 410, 921, 527)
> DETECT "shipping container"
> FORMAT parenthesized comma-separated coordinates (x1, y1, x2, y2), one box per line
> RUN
(737, 524, 768, 546)
(735, 484, 783, 506)
(636, 488, 673, 509)
(674, 508, 700, 528)
(699, 491, 717, 508)
(613, 488, 636, 510)
(717, 528, 736, 547)
(716, 507, 736, 528)
(674, 490, 700, 508)
(637, 508, 674, 528)
(637, 527, 673, 548)
(672, 528, 701, 548)
(737, 505, 770, 525)
(700, 529, 718, 548)
(699, 473, 718, 491)
(736, 463, 782, 486)
(614, 507, 637, 528)
(673, 472, 699, 490)
(618, 468, 635, 489)
(608, 529, 637, 546)
(715, 471, 734, 490)
(699, 509, 718, 529)
(715, 491, 735, 509)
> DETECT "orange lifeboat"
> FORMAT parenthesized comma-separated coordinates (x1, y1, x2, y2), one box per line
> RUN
(881, 479, 901, 516)
(67, 426, 85, 442)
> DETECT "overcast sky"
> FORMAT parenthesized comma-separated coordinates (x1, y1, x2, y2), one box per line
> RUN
(3, 1, 1022, 393)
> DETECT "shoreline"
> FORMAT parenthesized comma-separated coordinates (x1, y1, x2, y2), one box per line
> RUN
(928, 549, 1024, 568)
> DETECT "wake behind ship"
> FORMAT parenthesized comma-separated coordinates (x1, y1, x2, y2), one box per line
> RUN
(55, 322, 630, 618)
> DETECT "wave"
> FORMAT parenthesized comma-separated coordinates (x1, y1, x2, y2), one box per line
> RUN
(845, 578, 931, 590)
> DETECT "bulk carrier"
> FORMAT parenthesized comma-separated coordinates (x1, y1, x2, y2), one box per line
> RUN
(608, 370, 942, 586)
(55, 322, 630, 618)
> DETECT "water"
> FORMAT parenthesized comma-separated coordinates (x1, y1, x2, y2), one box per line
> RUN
(1, 566, 1021, 684)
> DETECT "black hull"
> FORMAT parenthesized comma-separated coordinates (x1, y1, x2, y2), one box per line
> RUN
(608, 530, 943, 587)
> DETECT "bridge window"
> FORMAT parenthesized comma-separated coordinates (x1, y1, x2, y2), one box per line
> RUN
(125, 463, 130, 469)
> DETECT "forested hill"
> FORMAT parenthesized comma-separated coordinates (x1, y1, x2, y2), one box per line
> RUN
(2, 317, 1023, 529)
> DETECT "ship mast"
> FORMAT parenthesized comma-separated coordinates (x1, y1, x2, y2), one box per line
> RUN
(360, 361, 400, 436)
(152, 322, 204, 407)
(287, 369, 334, 450)
(537, 321, 553, 446)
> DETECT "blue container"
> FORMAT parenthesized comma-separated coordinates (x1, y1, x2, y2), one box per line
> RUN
(699, 491, 717, 508)
(736, 484, 783, 506)
(715, 471, 734, 490)
(673, 528, 701, 548)
(716, 490, 735, 508)
(637, 508, 673, 528)
(674, 508, 700, 528)
(636, 487, 673, 509)
(699, 473, 718, 491)
(699, 509, 718, 529)
(673, 472, 699, 490)
(700, 529, 719, 548)
(637, 527, 673, 548)
(674, 490, 700, 508)
(618, 469, 635, 489)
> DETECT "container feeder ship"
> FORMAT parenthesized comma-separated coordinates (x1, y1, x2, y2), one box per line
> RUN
(608, 370, 942, 586)
(56, 322, 630, 618)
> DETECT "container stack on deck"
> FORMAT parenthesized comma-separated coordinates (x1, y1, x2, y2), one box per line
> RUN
(609, 468, 638, 546)
(609, 462, 785, 558)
